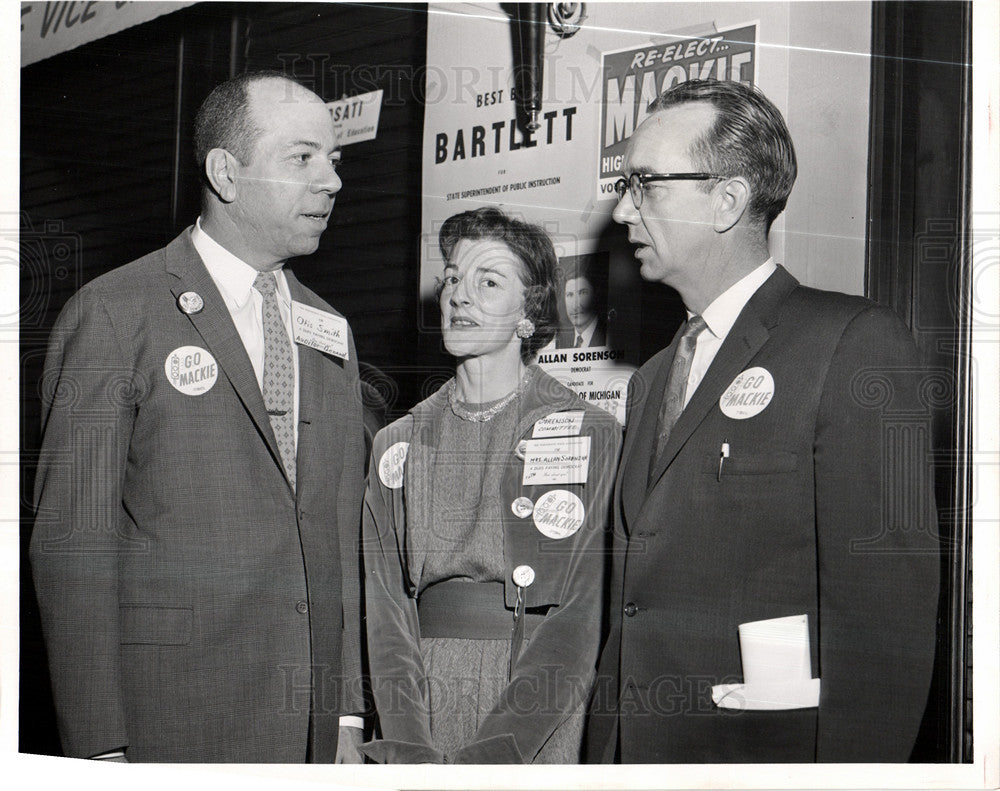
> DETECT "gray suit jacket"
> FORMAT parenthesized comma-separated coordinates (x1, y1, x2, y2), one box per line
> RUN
(30, 229, 366, 762)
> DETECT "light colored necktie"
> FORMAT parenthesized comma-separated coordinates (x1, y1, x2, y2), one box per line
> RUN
(652, 315, 707, 464)
(253, 271, 296, 490)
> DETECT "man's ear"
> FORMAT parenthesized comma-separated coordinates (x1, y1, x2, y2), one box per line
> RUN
(204, 148, 239, 203)
(713, 176, 751, 232)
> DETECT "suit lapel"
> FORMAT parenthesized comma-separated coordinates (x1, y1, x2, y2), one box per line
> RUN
(164, 230, 286, 479)
(619, 341, 676, 532)
(645, 266, 799, 490)
(284, 270, 348, 503)
(294, 342, 324, 501)
(402, 396, 447, 593)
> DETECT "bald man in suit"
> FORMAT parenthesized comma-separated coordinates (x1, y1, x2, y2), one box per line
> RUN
(31, 71, 367, 762)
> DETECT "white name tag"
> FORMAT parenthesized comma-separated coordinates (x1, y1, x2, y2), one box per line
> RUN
(291, 301, 349, 360)
(532, 410, 585, 438)
(521, 436, 591, 486)
(326, 89, 384, 145)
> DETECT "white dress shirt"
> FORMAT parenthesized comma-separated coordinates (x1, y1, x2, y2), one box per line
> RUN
(573, 314, 599, 347)
(193, 220, 363, 737)
(190, 218, 300, 447)
(683, 259, 777, 408)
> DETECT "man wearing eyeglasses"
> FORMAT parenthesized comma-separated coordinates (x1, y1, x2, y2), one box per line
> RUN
(585, 79, 939, 763)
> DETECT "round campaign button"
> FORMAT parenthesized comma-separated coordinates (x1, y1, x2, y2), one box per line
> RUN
(512, 565, 535, 588)
(177, 291, 204, 315)
(510, 496, 534, 518)
(164, 346, 218, 396)
(377, 441, 409, 490)
(514, 439, 528, 460)
(532, 489, 585, 540)
(719, 366, 775, 420)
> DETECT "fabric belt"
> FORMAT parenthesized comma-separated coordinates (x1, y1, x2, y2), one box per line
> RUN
(417, 580, 545, 640)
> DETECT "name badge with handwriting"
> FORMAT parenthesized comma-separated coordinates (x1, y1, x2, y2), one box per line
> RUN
(532, 410, 585, 438)
(292, 302, 349, 360)
(521, 436, 591, 486)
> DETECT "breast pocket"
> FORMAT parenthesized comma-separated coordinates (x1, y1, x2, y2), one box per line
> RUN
(706, 451, 799, 476)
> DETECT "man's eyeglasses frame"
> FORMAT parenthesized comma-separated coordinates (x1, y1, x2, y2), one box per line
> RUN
(613, 172, 724, 208)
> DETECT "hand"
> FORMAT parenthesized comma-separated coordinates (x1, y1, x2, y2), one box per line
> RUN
(335, 725, 364, 764)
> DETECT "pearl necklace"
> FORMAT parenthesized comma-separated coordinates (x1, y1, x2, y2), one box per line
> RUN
(447, 368, 533, 423)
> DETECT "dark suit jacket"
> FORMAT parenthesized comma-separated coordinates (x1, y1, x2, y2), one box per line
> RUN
(586, 266, 939, 763)
(556, 316, 608, 349)
(30, 229, 366, 762)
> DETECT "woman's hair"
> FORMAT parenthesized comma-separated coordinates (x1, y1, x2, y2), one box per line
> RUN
(438, 206, 559, 361)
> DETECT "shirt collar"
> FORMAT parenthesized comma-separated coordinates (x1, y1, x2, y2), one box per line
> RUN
(693, 259, 777, 341)
(575, 314, 598, 342)
(191, 217, 290, 309)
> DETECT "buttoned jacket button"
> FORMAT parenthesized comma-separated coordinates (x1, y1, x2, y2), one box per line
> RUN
(624, 601, 638, 617)
(295, 600, 309, 614)
(512, 565, 535, 587)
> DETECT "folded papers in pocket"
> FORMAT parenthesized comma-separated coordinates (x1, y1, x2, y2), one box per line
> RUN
(711, 613, 821, 710)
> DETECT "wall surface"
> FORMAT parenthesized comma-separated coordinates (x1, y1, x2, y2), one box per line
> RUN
(784, 1, 873, 293)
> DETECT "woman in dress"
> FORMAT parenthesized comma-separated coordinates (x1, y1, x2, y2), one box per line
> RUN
(360, 207, 622, 764)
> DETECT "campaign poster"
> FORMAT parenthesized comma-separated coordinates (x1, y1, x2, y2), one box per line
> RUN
(597, 24, 757, 198)
(420, 4, 869, 422)
(531, 252, 628, 420)
(419, 3, 639, 423)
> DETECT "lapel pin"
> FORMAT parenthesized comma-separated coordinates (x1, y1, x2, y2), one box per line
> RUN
(178, 291, 204, 315)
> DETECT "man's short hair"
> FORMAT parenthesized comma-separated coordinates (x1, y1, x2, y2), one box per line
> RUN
(193, 70, 305, 172)
(560, 254, 603, 301)
(437, 206, 559, 361)
(648, 79, 797, 230)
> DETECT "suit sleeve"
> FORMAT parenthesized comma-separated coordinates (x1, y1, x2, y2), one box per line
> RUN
(29, 286, 136, 758)
(338, 334, 367, 718)
(813, 305, 940, 761)
(360, 431, 443, 764)
(454, 416, 623, 763)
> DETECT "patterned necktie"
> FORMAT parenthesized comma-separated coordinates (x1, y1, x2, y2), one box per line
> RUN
(253, 271, 296, 490)
(652, 315, 707, 464)
(574, 334, 584, 348)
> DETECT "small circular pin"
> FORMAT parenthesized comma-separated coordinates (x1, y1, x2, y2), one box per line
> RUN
(510, 496, 534, 518)
(178, 291, 204, 315)
(514, 439, 528, 460)
(512, 565, 535, 588)
(378, 441, 409, 490)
